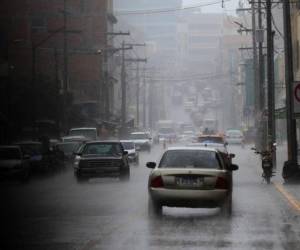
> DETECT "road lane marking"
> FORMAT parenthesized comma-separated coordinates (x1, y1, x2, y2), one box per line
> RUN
(273, 182, 300, 213)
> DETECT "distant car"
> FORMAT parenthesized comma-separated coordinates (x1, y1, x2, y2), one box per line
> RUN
(61, 135, 88, 143)
(121, 140, 139, 165)
(197, 134, 225, 144)
(14, 141, 54, 171)
(225, 129, 244, 145)
(69, 127, 98, 141)
(74, 141, 130, 182)
(146, 147, 238, 216)
(179, 130, 196, 142)
(0, 145, 31, 181)
(129, 132, 152, 152)
(157, 127, 177, 142)
(184, 101, 193, 112)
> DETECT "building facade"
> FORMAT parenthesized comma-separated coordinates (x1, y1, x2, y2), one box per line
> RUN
(0, 0, 116, 139)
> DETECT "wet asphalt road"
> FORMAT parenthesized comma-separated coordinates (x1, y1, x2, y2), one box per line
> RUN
(1, 143, 300, 250)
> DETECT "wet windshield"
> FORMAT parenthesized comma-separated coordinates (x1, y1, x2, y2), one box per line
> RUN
(121, 142, 134, 150)
(81, 143, 122, 156)
(130, 133, 149, 140)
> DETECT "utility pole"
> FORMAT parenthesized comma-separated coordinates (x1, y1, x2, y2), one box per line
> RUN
(142, 67, 147, 128)
(120, 42, 133, 132)
(283, 0, 298, 172)
(251, 0, 259, 149)
(62, 0, 68, 131)
(266, 0, 276, 167)
(125, 56, 147, 128)
(257, 0, 267, 151)
(121, 41, 126, 129)
(124, 43, 146, 127)
(105, 32, 130, 120)
(54, 48, 60, 129)
(136, 62, 140, 127)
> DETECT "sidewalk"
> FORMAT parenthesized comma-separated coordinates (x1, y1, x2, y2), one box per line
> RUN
(274, 142, 300, 210)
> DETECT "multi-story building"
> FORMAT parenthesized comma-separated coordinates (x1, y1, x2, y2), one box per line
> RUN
(0, 0, 116, 140)
(114, 0, 182, 66)
(178, 11, 224, 76)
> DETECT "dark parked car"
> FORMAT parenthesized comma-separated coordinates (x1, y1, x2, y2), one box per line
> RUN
(14, 141, 55, 172)
(0, 146, 31, 181)
(74, 141, 130, 182)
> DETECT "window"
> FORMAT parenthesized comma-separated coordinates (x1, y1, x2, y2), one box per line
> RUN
(159, 150, 221, 169)
(82, 143, 122, 156)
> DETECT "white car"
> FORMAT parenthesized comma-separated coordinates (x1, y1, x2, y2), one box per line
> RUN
(146, 147, 238, 216)
(69, 127, 98, 141)
(129, 132, 152, 152)
(121, 140, 139, 165)
(225, 129, 244, 145)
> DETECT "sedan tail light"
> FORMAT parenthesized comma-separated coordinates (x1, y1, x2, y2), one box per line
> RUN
(150, 176, 164, 188)
(215, 176, 229, 190)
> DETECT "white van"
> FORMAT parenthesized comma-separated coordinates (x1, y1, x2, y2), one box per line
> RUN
(69, 127, 98, 141)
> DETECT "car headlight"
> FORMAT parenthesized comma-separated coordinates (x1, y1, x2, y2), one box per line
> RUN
(74, 155, 81, 165)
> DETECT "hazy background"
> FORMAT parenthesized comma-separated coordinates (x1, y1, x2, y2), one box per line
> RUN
(183, 0, 239, 14)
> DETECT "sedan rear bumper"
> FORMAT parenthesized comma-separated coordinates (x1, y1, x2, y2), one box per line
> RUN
(149, 188, 229, 208)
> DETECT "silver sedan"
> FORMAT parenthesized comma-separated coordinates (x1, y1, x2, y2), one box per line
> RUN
(146, 147, 238, 216)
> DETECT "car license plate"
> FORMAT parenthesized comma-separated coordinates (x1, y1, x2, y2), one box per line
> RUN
(176, 176, 203, 187)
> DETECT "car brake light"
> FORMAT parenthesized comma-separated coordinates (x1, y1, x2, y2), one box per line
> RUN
(215, 176, 228, 189)
(150, 176, 164, 188)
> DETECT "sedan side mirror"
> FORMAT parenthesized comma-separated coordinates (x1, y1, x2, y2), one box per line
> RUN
(228, 164, 239, 171)
(146, 162, 156, 169)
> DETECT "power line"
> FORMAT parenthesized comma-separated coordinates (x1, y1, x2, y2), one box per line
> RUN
(144, 72, 237, 82)
(115, 1, 230, 16)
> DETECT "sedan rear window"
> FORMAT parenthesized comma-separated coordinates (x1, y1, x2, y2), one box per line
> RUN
(159, 150, 221, 169)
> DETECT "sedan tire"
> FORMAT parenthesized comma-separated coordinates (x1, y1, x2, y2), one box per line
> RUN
(148, 198, 162, 217)
(74, 171, 87, 183)
(19, 169, 30, 183)
(120, 169, 130, 182)
(220, 195, 232, 217)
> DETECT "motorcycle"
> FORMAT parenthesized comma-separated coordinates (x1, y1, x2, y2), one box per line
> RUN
(251, 145, 276, 184)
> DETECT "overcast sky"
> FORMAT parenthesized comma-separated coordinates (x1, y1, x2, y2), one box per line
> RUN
(183, 0, 240, 15)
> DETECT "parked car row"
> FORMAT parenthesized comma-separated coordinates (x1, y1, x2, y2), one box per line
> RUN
(0, 140, 66, 182)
